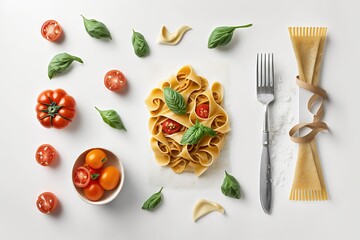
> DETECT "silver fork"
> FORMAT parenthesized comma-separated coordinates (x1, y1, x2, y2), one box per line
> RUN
(256, 53, 274, 214)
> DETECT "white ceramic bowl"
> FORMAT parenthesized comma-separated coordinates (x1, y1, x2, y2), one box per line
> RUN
(72, 148, 125, 205)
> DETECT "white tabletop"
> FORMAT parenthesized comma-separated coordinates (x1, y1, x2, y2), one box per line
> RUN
(0, 0, 357, 239)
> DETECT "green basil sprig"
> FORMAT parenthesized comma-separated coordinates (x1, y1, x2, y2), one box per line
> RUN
(48, 53, 83, 79)
(132, 29, 150, 57)
(95, 107, 126, 131)
(221, 171, 241, 199)
(163, 87, 186, 115)
(82, 15, 112, 40)
(181, 120, 216, 145)
(208, 24, 252, 49)
(142, 187, 163, 211)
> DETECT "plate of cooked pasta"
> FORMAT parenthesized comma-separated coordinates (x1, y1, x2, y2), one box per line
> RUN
(145, 65, 231, 178)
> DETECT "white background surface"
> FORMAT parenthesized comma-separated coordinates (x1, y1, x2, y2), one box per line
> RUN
(0, 0, 357, 239)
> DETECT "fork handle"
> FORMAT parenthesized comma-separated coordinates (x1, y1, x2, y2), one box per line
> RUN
(263, 104, 270, 132)
(260, 130, 271, 214)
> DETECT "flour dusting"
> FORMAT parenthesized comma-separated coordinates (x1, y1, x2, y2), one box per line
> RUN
(269, 77, 297, 188)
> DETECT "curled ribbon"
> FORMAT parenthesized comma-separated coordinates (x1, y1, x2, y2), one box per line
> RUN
(289, 76, 329, 144)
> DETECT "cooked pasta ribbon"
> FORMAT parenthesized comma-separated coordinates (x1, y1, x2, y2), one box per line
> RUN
(145, 65, 230, 176)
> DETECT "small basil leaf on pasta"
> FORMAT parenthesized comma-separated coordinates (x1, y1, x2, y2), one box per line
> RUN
(48, 53, 83, 79)
(132, 29, 150, 57)
(142, 187, 163, 211)
(221, 171, 241, 199)
(163, 87, 186, 115)
(202, 125, 217, 137)
(95, 107, 126, 131)
(181, 120, 216, 145)
(208, 24, 252, 49)
(181, 121, 203, 145)
(82, 15, 112, 40)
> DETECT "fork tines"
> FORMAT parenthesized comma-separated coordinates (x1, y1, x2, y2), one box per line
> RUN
(256, 53, 274, 90)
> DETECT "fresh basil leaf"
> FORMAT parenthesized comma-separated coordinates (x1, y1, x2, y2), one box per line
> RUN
(181, 120, 216, 145)
(208, 24, 252, 49)
(132, 29, 150, 57)
(82, 15, 112, 40)
(163, 87, 186, 115)
(201, 125, 217, 137)
(48, 53, 83, 79)
(180, 121, 203, 145)
(221, 171, 241, 199)
(95, 107, 126, 131)
(142, 187, 163, 211)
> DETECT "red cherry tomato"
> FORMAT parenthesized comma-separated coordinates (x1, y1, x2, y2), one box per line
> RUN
(161, 119, 181, 134)
(104, 70, 127, 92)
(41, 20, 63, 42)
(83, 182, 104, 201)
(196, 104, 209, 118)
(73, 166, 91, 188)
(36, 192, 58, 214)
(35, 144, 57, 166)
(99, 166, 121, 190)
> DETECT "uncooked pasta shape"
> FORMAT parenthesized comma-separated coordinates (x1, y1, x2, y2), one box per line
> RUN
(288, 27, 329, 201)
(193, 199, 225, 222)
(145, 65, 230, 176)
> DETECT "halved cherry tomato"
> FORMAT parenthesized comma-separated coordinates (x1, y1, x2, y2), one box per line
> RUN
(35, 144, 57, 166)
(99, 166, 121, 190)
(41, 20, 63, 42)
(104, 70, 127, 92)
(161, 119, 181, 134)
(85, 149, 107, 169)
(36, 89, 76, 129)
(83, 182, 104, 201)
(196, 104, 209, 118)
(73, 166, 91, 188)
(36, 192, 58, 214)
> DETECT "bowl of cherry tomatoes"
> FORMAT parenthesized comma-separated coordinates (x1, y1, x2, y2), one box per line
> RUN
(72, 148, 124, 205)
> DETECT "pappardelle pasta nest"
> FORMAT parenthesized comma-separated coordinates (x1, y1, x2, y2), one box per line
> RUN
(145, 65, 230, 176)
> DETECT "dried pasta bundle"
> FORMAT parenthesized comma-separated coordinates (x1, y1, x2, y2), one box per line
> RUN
(288, 27, 329, 201)
(145, 65, 230, 176)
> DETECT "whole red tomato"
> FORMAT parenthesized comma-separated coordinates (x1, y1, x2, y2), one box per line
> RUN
(36, 89, 76, 129)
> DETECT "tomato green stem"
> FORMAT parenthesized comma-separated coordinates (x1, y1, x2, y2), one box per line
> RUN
(38, 99, 70, 127)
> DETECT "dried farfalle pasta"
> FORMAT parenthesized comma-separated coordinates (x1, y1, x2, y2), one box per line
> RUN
(288, 27, 329, 201)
